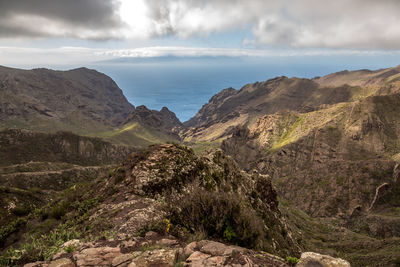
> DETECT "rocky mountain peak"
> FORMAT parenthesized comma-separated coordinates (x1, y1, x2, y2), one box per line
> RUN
(0, 65, 135, 129)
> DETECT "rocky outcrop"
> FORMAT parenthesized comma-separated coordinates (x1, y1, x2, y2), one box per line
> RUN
(0, 65, 183, 146)
(297, 252, 350, 267)
(183, 76, 363, 142)
(314, 65, 400, 90)
(123, 105, 183, 137)
(183, 65, 400, 144)
(0, 129, 134, 166)
(3, 144, 300, 266)
(24, 236, 290, 267)
(222, 94, 400, 220)
(0, 66, 134, 128)
(0, 165, 113, 190)
(93, 144, 299, 257)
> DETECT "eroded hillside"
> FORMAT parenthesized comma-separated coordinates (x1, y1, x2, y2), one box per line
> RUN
(0, 144, 302, 266)
(0, 66, 182, 147)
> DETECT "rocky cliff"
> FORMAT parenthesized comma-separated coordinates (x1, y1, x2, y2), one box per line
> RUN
(0, 66, 134, 130)
(0, 65, 182, 146)
(0, 129, 134, 166)
(183, 65, 400, 144)
(222, 95, 400, 219)
(183, 76, 364, 143)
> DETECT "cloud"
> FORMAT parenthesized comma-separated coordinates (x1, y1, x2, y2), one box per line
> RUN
(141, 0, 400, 49)
(1, 0, 400, 49)
(0, 46, 111, 66)
(100, 46, 399, 59)
(2, 45, 398, 67)
(0, 0, 123, 39)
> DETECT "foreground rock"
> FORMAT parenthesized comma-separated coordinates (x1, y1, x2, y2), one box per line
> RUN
(24, 236, 290, 267)
(297, 252, 350, 267)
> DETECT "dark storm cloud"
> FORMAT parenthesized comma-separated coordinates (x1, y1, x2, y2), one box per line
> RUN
(0, 0, 123, 39)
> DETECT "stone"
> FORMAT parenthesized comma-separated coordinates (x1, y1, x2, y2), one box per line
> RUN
(79, 247, 100, 256)
(156, 238, 179, 246)
(145, 231, 159, 239)
(103, 247, 121, 253)
(184, 242, 197, 255)
(133, 248, 177, 267)
(80, 257, 103, 266)
(297, 252, 350, 267)
(186, 251, 211, 262)
(120, 240, 137, 250)
(48, 258, 75, 267)
(200, 241, 233, 256)
(52, 252, 65, 261)
(24, 262, 49, 267)
(62, 240, 81, 249)
(112, 254, 133, 266)
(203, 256, 227, 266)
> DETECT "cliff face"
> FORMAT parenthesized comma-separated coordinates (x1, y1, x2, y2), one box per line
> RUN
(183, 65, 400, 144)
(0, 129, 134, 166)
(0, 66, 135, 130)
(0, 65, 183, 146)
(221, 90, 400, 240)
(179, 66, 400, 261)
(123, 105, 183, 137)
(183, 76, 363, 143)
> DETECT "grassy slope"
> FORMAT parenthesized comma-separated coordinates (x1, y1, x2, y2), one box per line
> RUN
(281, 202, 400, 267)
(0, 114, 179, 147)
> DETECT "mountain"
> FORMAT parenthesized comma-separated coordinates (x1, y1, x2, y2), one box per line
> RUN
(0, 65, 134, 130)
(188, 65, 400, 214)
(314, 65, 400, 92)
(181, 65, 400, 265)
(2, 65, 400, 266)
(0, 65, 182, 146)
(183, 65, 400, 144)
(0, 128, 134, 167)
(222, 95, 400, 217)
(183, 77, 362, 143)
(122, 105, 183, 137)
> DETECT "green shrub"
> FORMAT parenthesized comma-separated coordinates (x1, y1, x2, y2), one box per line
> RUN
(223, 225, 237, 241)
(167, 189, 266, 249)
(64, 245, 76, 253)
(0, 218, 27, 245)
(50, 202, 69, 220)
(0, 223, 80, 265)
(286, 256, 300, 265)
(11, 205, 30, 216)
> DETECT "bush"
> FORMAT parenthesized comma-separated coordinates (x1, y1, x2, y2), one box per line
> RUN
(11, 205, 30, 216)
(286, 256, 300, 265)
(0, 218, 27, 246)
(167, 189, 267, 249)
(50, 202, 69, 220)
(0, 223, 80, 265)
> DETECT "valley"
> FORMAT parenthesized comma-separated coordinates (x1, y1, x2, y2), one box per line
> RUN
(1, 65, 400, 266)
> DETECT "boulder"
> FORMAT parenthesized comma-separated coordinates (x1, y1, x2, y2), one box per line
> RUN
(296, 252, 350, 267)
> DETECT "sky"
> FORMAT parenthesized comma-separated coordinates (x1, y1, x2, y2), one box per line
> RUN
(1, 0, 400, 66)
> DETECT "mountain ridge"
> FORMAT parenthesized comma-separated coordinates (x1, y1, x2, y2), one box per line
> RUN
(0, 65, 182, 146)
